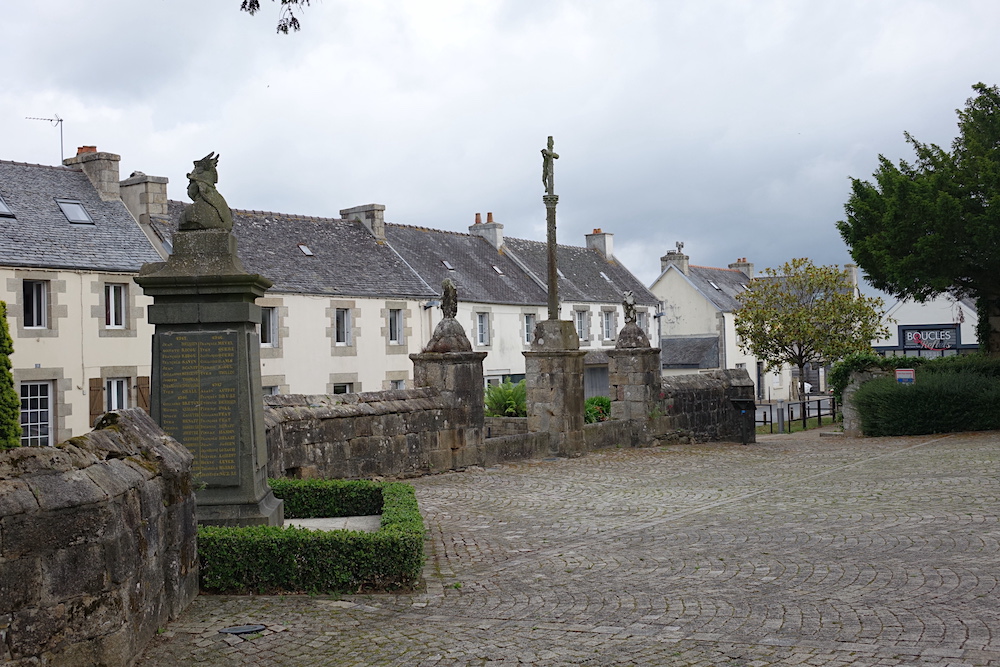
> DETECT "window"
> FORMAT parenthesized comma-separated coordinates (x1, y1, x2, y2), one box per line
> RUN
(476, 312, 490, 346)
(106, 378, 128, 411)
(636, 311, 647, 332)
(524, 313, 536, 343)
(260, 306, 277, 347)
(297, 243, 314, 256)
(575, 310, 589, 341)
(335, 308, 352, 345)
(0, 195, 13, 218)
(56, 199, 93, 224)
(332, 383, 354, 394)
(105, 283, 126, 328)
(602, 311, 616, 340)
(262, 386, 280, 396)
(23, 280, 47, 328)
(20, 382, 51, 447)
(388, 309, 403, 344)
(390, 379, 405, 390)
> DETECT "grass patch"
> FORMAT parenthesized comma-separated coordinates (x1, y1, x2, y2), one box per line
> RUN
(198, 479, 425, 594)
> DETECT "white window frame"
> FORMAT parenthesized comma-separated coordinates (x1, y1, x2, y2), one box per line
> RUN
(476, 312, 490, 346)
(106, 378, 128, 411)
(332, 382, 354, 395)
(390, 379, 405, 390)
(388, 309, 403, 344)
(524, 313, 536, 344)
(335, 308, 352, 345)
(575, 310, 588, 341)
(105, 283, 126, 329)
(602, 311, 615, 340)
(260, 306, 277, 347)
(23, 280, 47, 329)
(636, 311, 647, 333)
(262, 385, 280, 396)
(20, 381, 52, 447)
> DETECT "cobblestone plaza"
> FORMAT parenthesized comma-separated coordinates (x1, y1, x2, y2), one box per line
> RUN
(139, 429, 1000, 666)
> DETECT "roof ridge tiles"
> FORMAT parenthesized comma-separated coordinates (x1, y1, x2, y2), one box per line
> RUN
(0, 159, 79, 172)
(230, 208, 341, 223)
(690, 264, 743, 272)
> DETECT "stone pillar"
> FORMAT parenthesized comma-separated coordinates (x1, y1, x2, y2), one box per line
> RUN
(410, 295, 487, 469)
(608, 347, 662, 421)
(524, 320, 586, 457)
(135, 228, 283, 527)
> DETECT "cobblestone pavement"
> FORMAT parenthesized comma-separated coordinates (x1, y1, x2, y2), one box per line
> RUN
(139, 430, 1000, 666)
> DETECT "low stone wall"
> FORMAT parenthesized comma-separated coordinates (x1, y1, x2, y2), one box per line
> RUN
(0, 409, 198, 667)
(479, 432, 551, 466)
(484, 417, 528, 438)
(264, 388, 476, 479)
(651, 369, 756, 443)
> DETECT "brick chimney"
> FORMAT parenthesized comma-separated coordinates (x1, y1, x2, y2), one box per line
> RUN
(63, 146, 120, 201)
(728, 257, 754, 278)
(469, 211, 504, 249)
(340, 204, 386, 241)
(585, 228, 614, 259)
(660, 242, 689, 276)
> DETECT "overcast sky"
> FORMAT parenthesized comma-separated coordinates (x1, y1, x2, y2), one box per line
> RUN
(4, 1, 999, 288)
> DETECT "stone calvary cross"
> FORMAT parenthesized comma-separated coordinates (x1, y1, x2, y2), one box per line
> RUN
(542, 136, 560, 320)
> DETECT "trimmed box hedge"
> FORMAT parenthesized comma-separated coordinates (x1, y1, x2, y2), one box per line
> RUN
(198, 479, 425, 594)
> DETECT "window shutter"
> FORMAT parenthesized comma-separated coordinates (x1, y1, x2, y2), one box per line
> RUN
(136, 376, 151, 413)
(89, 378, 104, 426)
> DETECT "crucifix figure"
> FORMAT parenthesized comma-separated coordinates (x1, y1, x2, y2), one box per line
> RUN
(541, 136, 559, 196)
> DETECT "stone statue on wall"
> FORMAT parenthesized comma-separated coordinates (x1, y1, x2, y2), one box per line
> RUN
(178, 152, 234, 232)
(541, 136, 559, 196)
(623, 290, 637, 324)
(441, 278, 458, 319)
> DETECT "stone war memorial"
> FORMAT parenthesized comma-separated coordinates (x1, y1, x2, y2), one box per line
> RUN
(135, 152, 283, 526)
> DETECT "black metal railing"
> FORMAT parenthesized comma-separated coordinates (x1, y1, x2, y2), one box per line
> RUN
(755, 397, 838, 434)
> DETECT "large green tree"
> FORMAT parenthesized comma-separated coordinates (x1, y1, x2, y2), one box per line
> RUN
(734, 259, 889, 398)
(0, 302, 20, 449)
(839, 82, 1000, 355)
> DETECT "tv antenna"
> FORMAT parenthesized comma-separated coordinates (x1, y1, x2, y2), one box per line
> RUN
(26, 114, 64, 164)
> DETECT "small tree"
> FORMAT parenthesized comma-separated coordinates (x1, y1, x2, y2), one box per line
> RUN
(240, 0, 310, 34)
(734, 259, 890, 398)
(0, 302, 20, 449)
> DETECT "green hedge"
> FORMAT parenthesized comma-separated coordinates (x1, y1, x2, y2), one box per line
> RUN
(853, 372, 1000, 436)
(198, 480, 425, 594)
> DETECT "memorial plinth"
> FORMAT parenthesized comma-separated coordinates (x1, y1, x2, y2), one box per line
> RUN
(136, 228, 283, 526)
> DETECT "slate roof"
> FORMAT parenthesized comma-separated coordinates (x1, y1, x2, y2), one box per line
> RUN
(503, 237, 659, 306)
(0, 160, 161, 272)
(385, 224, 549, 306)
(660, 336, 720, 369)
(162, 202, 437, 299)
(684, 265, 750, 312)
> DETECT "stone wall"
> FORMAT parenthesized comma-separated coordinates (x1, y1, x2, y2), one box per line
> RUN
(264, 388, 473, 479)
(484, 417, 528, 439)
(651, 369, 756, 443)
(841, 369, 888, 437)
(0, 409, 198, 666)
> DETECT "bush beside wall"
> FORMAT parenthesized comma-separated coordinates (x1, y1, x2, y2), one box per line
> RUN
(198, 480, 425, 594)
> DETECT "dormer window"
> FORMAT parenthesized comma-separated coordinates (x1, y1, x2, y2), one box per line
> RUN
(0, 195, 13, 218)
(56, 199, 93, 224)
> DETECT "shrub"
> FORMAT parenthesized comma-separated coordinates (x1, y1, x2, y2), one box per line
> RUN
(0, 302, 18, 450)
(485, 379, 527, 417)
(852, 371, 1000, 436)
(198, 480, 425, 594)
(828, 352, 926, 401)
(585, 395, 611, 423)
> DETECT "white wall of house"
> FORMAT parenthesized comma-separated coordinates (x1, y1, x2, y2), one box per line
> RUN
(1, 267, 154, 442)
(873, 296, 978, 353)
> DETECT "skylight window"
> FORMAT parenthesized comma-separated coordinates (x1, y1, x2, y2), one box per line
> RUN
(708, 280, 722, 290)
(492, 265, 504, 275)
(740, 283, 749, 290)
(0, 195, 13, 218)
(557, 268, 565, 279)
(56, 199, 93, 224)
(599, 271, 611, 282)
(442, 260, 455, 270)
(297, 243, 314, 256)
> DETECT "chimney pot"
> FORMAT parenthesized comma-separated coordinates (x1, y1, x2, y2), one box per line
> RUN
(77, 146, 97, 155)
(475, 212, 482, 224)
(486, 212, 494, 223)
(593, 228, 602, 234)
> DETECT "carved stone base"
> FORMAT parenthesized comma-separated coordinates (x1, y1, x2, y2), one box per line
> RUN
(196, 490, 284, 527)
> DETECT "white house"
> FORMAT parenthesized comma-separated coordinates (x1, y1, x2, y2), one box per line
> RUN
(648, 245, 792, 401)
(873, 295, 978, 358)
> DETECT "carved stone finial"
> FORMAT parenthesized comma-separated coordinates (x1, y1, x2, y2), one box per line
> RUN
(623, 290, 637, 325)
(676, 241, 684, 253)
(441, 278, 458, 319)
(178, 152, 234, 232)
